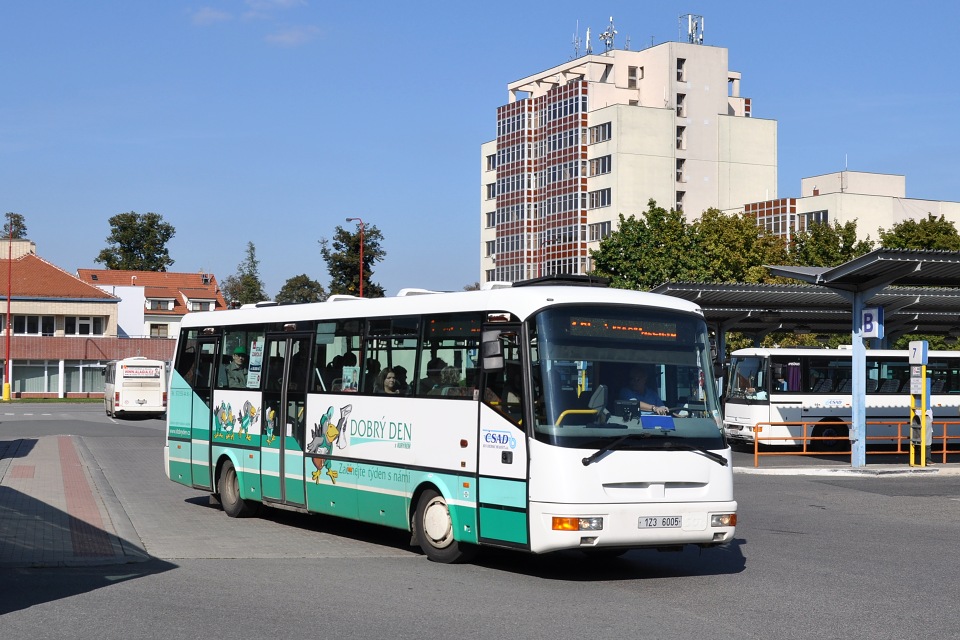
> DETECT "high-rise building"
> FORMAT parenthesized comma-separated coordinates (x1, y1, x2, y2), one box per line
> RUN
(744, 170, 960, 241)
(479, 22, 777, 284)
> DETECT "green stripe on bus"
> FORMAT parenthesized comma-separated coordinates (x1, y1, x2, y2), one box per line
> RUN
(479, 506, 528, 544)
(478, 477, 527, 509)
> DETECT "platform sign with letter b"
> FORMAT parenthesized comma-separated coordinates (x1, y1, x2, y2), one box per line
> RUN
(863, 307, 884, 339)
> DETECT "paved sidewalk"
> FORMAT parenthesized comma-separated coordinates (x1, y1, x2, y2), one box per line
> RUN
(0, 436, 148, 567)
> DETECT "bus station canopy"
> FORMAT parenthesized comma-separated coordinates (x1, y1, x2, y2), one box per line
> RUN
(650, 249, 960, 339)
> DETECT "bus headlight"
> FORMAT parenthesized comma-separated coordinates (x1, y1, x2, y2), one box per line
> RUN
(711, 513, 737, 527)
(552, 517, 604, 531)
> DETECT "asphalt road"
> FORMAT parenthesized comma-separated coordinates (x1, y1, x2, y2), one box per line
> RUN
(2, 403, 959, 640)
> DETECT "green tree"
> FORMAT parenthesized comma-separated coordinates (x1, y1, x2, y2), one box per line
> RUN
(276, 274, 327, 303)
(221, 241, 267, 306)
(589, 201, 790, 289)
(590, 200, 698, 290)
(690, 209, 789, 283)
(2, 212, 27, 239)
(95, 211, 175, 270)
(790, 220, 873, 267)
(878, 213, 960, 251)
(320, 223, 386, 297)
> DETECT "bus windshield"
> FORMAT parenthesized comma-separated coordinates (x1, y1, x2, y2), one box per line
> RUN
(530, 305, 724, 450)
(726, 355, 769, 401)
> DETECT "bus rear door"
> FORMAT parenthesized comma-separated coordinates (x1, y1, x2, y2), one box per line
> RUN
(260, 333, 311, 507)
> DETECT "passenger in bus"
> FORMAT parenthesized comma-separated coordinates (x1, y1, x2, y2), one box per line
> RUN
(393, 366, 409, 394)
(178, 348, 197, 385)
(438, 366, 463, 396)
(418, 357, 447, 395)
(364, 358, 381, 393)
(618, 365, 669, 415)
(375, 368, 400, 395)
(225, 346, 248, 388)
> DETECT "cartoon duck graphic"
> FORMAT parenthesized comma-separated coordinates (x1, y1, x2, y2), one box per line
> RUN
(214, 401, 234, 440)
(238, 400, 257, 441)
(264, 406, 277, 446)
(307, 405, 350, 484)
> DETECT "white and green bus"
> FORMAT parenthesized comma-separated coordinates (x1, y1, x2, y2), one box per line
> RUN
(164, 277, 736, 563)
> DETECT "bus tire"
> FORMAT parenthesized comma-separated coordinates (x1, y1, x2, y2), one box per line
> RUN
(218, 460, 259, 518)
(812, 422, 848, 452)
(414, 488, 477, 564)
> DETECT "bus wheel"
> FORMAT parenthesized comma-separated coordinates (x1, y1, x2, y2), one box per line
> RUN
(414, 489, 477, 564)
(218, 461, 259, 518)
(812, 422, 848, 452)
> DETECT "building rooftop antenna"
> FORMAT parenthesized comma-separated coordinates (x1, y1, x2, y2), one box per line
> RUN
(571, 20, 581, 58)
(679, 14, 705, 44)
(585, 26, 592, 54)
(599, 16, 617, 52)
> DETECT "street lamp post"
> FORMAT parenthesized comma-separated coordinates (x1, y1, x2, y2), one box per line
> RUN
(4, 227, 12, 402)
(345, 217, 364, 297)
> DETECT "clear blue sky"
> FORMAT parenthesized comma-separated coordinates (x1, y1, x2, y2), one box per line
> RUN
(2, 1, 958, 297)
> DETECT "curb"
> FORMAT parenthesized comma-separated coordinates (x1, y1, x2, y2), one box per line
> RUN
(75, 437, 150, 564)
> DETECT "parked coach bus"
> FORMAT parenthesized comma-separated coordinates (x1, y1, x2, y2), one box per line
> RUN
(104, 357, 167, 418)
(164, 277, 736, 563)
(724, 347, 960, 448)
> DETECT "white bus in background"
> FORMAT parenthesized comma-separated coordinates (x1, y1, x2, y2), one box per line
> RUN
(104, 357, 167, 418)
(723, 347, 960, 449)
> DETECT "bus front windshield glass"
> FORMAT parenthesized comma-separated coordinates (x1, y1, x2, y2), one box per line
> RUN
(726, 355, 769, 401)
(530, 306, 724, 450)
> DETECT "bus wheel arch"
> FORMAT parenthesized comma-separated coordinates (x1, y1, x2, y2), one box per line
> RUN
(216, 456, 259, 518)
(411, 484, 477, 564)
(811, 420, 848, 451)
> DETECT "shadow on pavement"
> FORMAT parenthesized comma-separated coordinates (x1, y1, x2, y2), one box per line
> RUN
(0, 486, 174, 615)
(0, 558, 177, 616)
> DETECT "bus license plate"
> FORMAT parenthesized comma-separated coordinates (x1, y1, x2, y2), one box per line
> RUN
(639, 516, 681, 529)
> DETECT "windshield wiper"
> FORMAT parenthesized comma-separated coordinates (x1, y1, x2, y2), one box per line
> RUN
(655, 440, 728, 466)
(581, 434, 728, 467)
(581, 433, 654, 466)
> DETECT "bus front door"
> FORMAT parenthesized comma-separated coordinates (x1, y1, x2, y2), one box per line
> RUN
(477, 325, 531, 549)
(189, 338, 219, 491)
(260, 334, 311, 507)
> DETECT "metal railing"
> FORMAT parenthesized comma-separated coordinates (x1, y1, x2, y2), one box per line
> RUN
(750, 419, 960, 467)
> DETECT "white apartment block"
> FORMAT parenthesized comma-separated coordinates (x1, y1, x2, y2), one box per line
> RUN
(742, 170, 960, 241)
(480, 32, 777, 284)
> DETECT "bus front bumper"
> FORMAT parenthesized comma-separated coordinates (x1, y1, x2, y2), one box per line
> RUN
(528, 500, 737, 554)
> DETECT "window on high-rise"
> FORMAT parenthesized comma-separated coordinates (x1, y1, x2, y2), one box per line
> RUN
(676, 93, 686, 117)
(676, 126, 686, 150)
(588, 188, 612, 209)
(628, 66, 643, 89)
(676, 158, 686, 183)
(485, 240, 495, 257)
(486, 154, 496, 171)
(589, 155, 612, 176)
(676, 191, 686, 212)
(589, 122, 612, 144)
(677, 58, 686, 82)
(486, 183, 496, 200)
(588, 221, 612, 241)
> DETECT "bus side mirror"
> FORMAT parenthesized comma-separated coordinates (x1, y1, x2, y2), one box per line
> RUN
(481, 330, 504, 372)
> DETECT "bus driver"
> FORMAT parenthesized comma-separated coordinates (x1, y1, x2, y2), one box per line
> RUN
(618, 365, 669, 415)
